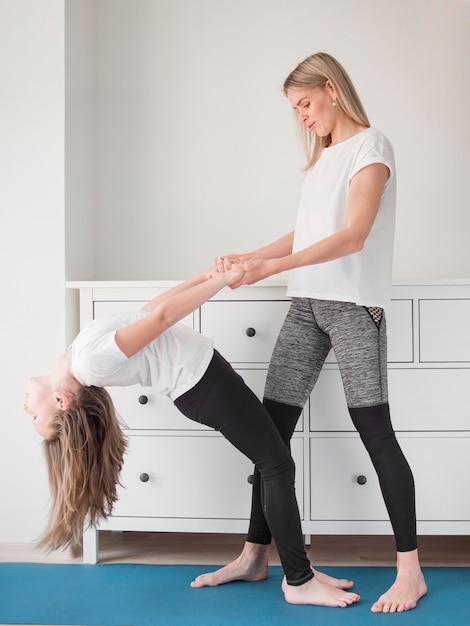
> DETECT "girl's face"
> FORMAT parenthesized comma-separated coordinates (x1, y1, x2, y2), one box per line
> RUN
(287, 87, 337, 138)
(24, 376, 58, 439)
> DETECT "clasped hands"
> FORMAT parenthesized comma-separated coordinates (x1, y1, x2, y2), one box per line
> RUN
(207, 256, 270, 289)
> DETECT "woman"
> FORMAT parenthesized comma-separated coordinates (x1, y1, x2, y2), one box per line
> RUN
(24, 265, 359, 608)
(199, 52, 427, 613)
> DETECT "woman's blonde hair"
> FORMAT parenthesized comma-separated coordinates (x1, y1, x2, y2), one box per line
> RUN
(40, 385, 128, 552)
(283, 52, 370, 169)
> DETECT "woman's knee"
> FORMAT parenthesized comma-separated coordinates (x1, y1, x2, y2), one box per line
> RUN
(262, 399, 302, 444)
(348, 403, 394, 442)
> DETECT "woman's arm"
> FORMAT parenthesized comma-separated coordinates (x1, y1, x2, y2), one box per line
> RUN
(115, 268, 242, 358)
(231, 163, 389, 286)
(216, 231, 295, 268)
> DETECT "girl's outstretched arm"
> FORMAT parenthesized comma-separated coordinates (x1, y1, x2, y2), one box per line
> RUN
(141, 267, 218, 313)
(115, 267, 242, 358)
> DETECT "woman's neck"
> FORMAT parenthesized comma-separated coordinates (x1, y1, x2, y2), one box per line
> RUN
(330, 117, 368, 146)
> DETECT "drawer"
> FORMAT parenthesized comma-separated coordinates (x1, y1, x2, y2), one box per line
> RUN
(325, 298, 414, 364)
(200, 300, 290, 362)
(113, 434, 304, 520)
(203, 299, 412, 365)
(107, 385, 208, 430)
(388, 369, 470, 431)
(94, 300, 152, 318)
(113, 435, 255, 519)
(419, 299, 470, 362)
(399, 435, 470, 521)
(309, 434, 470, 521)
(93, 300, 194, 328)
(387, 299, 414, 363)
(310, 435, 387, 520)
(310, 368, 470, 432)
(107, 368, 303, 432)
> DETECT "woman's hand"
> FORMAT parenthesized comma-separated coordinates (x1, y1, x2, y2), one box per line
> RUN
(209, 259, 277, 289)
(214, 254, 252, 273)
(227, 259, 277, 288)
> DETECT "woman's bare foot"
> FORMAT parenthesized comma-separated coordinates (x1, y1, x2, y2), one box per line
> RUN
(190, 542, 269, 588)
(282, 575, 360, 607)
(371, 549, 427, 613)
(312, 568, 355, 590)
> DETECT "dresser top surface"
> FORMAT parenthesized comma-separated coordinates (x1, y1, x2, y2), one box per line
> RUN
(67, 278, 470, 289)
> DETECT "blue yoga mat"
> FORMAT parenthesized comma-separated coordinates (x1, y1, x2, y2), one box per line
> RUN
(0, 563, 469, 626)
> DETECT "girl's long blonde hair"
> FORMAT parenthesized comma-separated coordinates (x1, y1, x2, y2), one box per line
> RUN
(283, 52, 370, 169)
(40, 385, 128, 552)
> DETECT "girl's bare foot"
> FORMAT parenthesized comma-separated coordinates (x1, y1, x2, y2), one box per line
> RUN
(312, 568, 355, 590)
(371, 549, 427, 613)
(282, 575, 360, 607)
(190, 542, 269, 588)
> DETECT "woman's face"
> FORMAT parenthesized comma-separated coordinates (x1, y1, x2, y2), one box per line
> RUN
(24, 376, 57, 439)
(287, 87, 337, 138)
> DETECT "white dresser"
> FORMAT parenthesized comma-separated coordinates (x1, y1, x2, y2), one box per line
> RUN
(66, 279, 470, 564)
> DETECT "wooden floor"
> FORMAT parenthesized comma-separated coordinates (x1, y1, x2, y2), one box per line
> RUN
(2, 532, 470, 567)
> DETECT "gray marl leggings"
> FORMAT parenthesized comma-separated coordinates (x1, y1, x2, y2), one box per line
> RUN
(247, 298, 417, 553)
(265, 298, 389, 409)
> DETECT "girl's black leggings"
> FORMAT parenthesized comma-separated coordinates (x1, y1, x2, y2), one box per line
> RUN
(174, 350, 314, 586)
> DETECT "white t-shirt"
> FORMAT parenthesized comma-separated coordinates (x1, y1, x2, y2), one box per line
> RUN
(287, 127, 396, 309)
(71, 310, 214, 401)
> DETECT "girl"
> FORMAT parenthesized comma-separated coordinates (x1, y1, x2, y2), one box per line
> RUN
(202, 52, 428, 613)
(24, 265, 360, 608)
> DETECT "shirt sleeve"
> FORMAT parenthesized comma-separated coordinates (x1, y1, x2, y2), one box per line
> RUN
(72, 323, 129, 386)
(349, 129, 395, 181)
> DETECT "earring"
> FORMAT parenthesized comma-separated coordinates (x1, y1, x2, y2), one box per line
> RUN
(332, 99, 337, 107)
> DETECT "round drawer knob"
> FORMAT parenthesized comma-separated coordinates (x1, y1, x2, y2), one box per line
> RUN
(138, 395, 149, 405)
(246, 327, 256, 337)
(356, 475, 367, 485)
(139, 473, 150, 483)
(247, 474, 255, 484)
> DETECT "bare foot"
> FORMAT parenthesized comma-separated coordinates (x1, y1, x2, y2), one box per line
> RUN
(312, 568, 355, 590)
(282, 575, 360, 607)
(371, 550, 427, 613)
(190, 542, 269, 588)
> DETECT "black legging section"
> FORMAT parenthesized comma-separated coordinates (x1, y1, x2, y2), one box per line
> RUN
(349, 404, 417, 552)
(174, 351, 313, 586)
(247, 399, 302, 546)
(247, 399, 417, 553)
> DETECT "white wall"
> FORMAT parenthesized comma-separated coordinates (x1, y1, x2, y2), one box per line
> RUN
(65, 0, 94, 282)
(90, 0, 470, 280)
(0, 0, 65, 542)
(64, 0, 95, 342)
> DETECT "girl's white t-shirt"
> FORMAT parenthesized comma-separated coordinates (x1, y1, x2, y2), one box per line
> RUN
(287, 127, 396, 309)
(71, 310, 214, 401)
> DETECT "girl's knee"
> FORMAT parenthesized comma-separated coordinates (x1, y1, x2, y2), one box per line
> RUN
(259, 453, 296, 484)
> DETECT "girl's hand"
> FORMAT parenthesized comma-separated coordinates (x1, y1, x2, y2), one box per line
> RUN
(206, 265, 244, 286)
